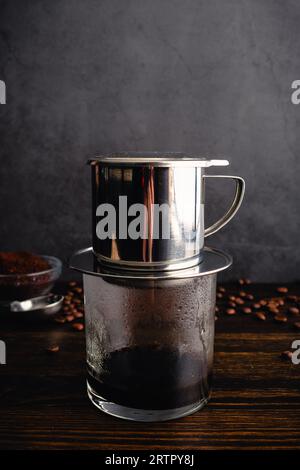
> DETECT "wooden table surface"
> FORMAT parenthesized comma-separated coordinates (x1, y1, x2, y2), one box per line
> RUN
(0, 283, 300, 451)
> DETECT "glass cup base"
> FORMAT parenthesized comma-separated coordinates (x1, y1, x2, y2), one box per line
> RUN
(87, 381, 209, 422)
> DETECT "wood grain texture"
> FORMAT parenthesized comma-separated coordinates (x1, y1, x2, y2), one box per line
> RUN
(0, 283, 300, 450)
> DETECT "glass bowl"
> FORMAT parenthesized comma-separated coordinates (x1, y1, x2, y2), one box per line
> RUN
(0, 255, 62, 301)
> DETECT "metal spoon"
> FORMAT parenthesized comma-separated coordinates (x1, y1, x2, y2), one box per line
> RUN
(10, 294, 64, 317)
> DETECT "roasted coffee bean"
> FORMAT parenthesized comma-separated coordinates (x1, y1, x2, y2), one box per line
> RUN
(228, 301, 236, 307)
(70, 308, 78, 315)
(226, 308, 236, 315)
(268, 302, 279, 308)
(74, 311, 83, 319)
(215, 316, 218, 321)
(66, 314, 75, 322)
(269, 307, 280, 315)
(253, 303, 261, 309)
(255, 311, 266, 321)
(75, 287, 83, 294)
(217, 293, 223, 299)
(215, 306, 219, 312)
(268, 300, 278, 307)
(63, 306, 70, 313)
(68, 281, 77, 287)
(278, 299, 285, 306)
(72, 322, 84, 331)
(54, 316, 66, 324)
(268, 302, 278, 308)
(239, 291, 247, 297)
(274, 314, 288, 323)
(243, 307, 252, 314)
(293, 322, 300, 329)
(246, 294, 254, 300)
(289, 307, 300, 315)
(229, 295, 236, 301)
(276, 287, 288, 293)
(238, 279, 245, 285)
(64, 299, 71, 305)
(259, 300, 267, 306)
(46, 345, 60, 353)
(73, 298, 82, 305)
(281, 350, 293, 361)
(235, 297, 245, 305)
(218, 286, 226, 293)
(245, 279, 251, 284)
(288, 295, 298, 301)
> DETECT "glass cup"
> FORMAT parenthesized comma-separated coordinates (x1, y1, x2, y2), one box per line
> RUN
(84, 272, 216, 422)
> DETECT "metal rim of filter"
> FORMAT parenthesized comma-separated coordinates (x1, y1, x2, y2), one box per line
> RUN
(87, 152, 229, 168)
(69, 246, 232, 281)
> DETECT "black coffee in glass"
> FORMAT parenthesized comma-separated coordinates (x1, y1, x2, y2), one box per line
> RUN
(87, 345, 211, 410)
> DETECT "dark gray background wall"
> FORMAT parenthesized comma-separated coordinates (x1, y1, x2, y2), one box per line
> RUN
(0, 0, 299, 281)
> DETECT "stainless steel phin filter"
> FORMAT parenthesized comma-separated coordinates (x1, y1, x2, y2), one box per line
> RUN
(70, 150, 245, 422)
(89, 152, 245, 271)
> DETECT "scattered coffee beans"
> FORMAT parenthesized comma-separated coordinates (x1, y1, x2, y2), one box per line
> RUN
(226, 308, 236, 315)
(281, 350, 293, 361)
(66, 314, 75, 322)
(269, 307, 280, 314)
(54, 316, 66, 324)
(238, 278, 251, 285)
(74, 312, 83, 319)
(289, 307, 300, 315)
(277, 287, 288, 293)
(53, 281, 84, 331)
(242, 307, 252, 314)
(255, 312, 266, 321)
(46, 345, 60, 353)
(274, 314, 288, 323)
(215, 281, 300, 361)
